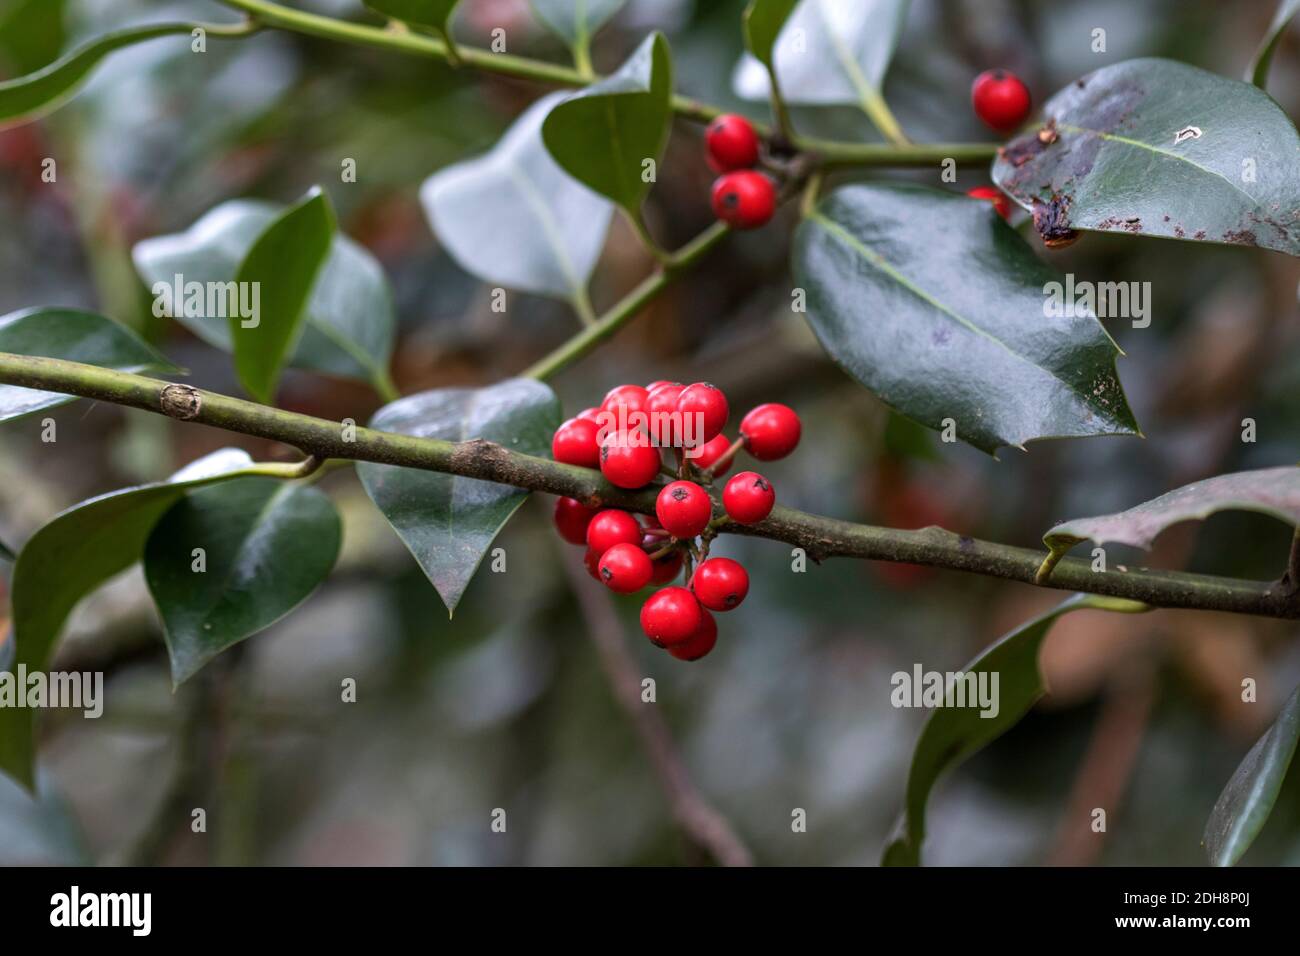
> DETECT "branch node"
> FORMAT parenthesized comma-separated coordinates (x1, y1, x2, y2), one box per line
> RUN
(159, 384, 202, 421)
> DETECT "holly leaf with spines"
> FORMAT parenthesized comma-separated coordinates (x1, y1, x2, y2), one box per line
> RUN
(1041, 466, 1300, 569)
(144, 478, 342, 687)
(132, 198, 396, 396)
(422, 92, 614, 305)
(1247, 0, 1300, 88)
(541, 32, 672, 214)
(992, 58, 1300, 257)
(0, 21, 205, 130)
(0, 308, 178, 424)
(230, 187, 336, 404)
(1204, 684, 1300, 866)
(0, 449, 262, 790)
(530, 0, 626, 50)
(882, 593, 1150, 866)
(357, 379, 561, 615)
(732, 0, 908, 110)
(793, 182, 1140, 455)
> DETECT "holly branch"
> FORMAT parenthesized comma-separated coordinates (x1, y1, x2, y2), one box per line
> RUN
(2, 352, 1295, 621)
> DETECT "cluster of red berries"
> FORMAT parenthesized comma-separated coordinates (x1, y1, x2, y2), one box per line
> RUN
(551, 380, 802, 661)
(965, 69, 1031, 221)
(704, 114, 776, 231)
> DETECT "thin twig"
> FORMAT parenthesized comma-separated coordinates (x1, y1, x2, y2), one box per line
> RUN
(0, 354, 1296, 620)
(558, 544, 754, 866)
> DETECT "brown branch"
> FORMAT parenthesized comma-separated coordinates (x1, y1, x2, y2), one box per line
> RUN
(558, 544, 753, 867)
(1, 353, 1297, 620)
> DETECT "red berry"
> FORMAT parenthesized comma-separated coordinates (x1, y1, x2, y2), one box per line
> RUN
(586, 508, 641, 555)
(711, 170, 776, 230)
(739, 403, 801, 461)
(598, 542, 653, 593)
(688, 433, 735, 476)
(971, 69, 1031, 131)
(645, 380, 678, 392)
(583, 548, 603, 580)
(599, 430, 661, 488)
(601, 384, 649, 418)
(655, 480, 713, 539)
(723, 471, 775, 524)
(692, 557, 749, 611)
(677, 382, 728, 446)
(646, 382, 685, 446)
(967, 185, 1011, 221)
(639, 586, 703, 646)
(668, 608, 718, 661)
(554, 496, 598, 545)
(705, 113, 760, 172)
(576, 406, 603, 423)
(650, 549, 684, 585)
(552, 416, 601, 467)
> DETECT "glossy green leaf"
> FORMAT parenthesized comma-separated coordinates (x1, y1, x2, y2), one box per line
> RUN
(144, 478, 341, 686)
(0, 0, 68, 77)
(0, 308, 177, 423)
(0, 21, 198, 131)
(541, 32, 672, 213)
(531, 0, 626, 48)
(793, 183, 1139, 454)
(1248, 0, 1300, 88)
(356, 379, 560, 614)
(992, 58, 1300, 257)
(231, 188, 336, 404)
(743, 0, 799, 70)
(882, 594, 1150, 866)
(422, 93, 614, 303)
(733, 0, 908, 107)
(133, 198, 395, 394)
(1043, 466, 1300, 566)
(0, 449, 258, 789)
(1204, 684, 1300, 866)
(364, 0, 460, 35)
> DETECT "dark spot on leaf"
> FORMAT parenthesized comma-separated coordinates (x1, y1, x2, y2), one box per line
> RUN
(1194, 229, 1206, 240)
(1032, 194, 1080, 248)
(932, 326, 952, 346)
(1222, 229, 1257, 245)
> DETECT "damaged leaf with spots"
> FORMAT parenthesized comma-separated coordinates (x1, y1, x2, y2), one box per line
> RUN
(993, 58, 1300, 257)
(793, 183, 1140, 455)
(1039, 466, 1300, 572)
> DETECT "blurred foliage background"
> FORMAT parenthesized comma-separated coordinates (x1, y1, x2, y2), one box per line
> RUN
(1, 0, 1299, 866)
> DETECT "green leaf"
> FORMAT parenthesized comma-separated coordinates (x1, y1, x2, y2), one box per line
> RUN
(1204, 684, 1300, 866)
(531, 0, 626, 48)
(793, 183, 1140, 455)
(0, 0, 68, 77)
(743, 0, 800, 70)
(0, 308, 177, 424)
(1042, 466, 1300, 566)
(0, 21, 199, 130)
(231, 187, 336, 404)
(992, 58, 1300, 258)
(733, 0, 908, 108)
(422, 93, 614, 304)
(144, 478, 341, 686)
(363, 0, 460, 35)
(132, 198, 395, 394)
(0, 449, 259, 789)
(882, 593, 1150, 866)
(1248, 0, 1300, 88)
(541, 32, 673, 213)
(356, 379, 560, 614)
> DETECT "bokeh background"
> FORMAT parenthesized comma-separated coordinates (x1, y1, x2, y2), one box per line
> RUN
(1, 0, 1299, 866)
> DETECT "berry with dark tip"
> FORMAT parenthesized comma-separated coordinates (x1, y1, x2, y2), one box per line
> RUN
(723, 471, 775, 524)
(692, 557, 749, 611)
